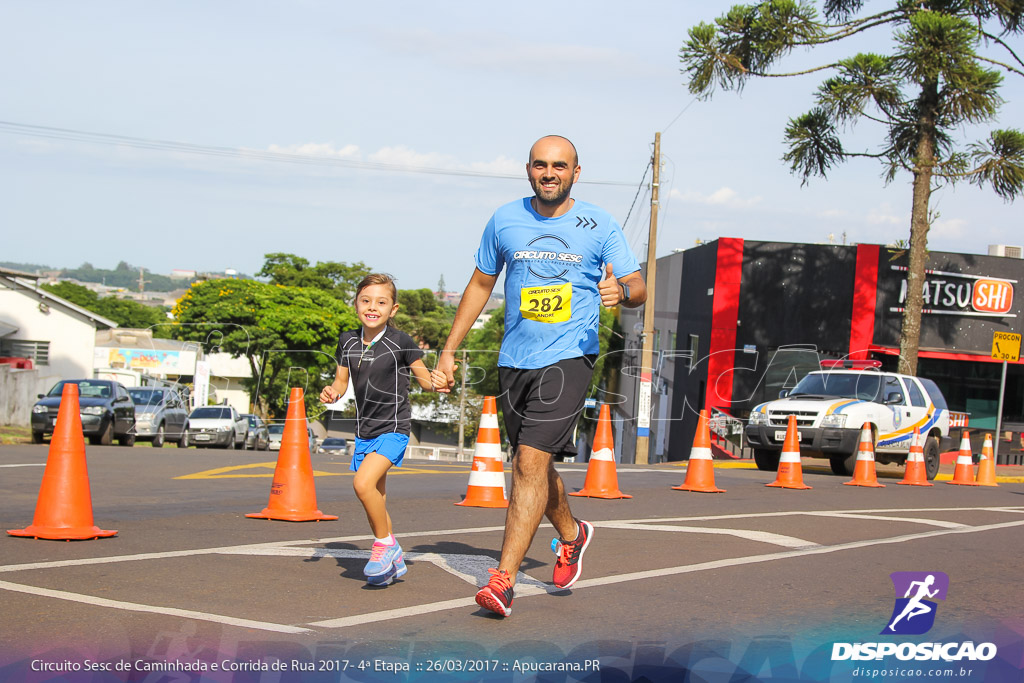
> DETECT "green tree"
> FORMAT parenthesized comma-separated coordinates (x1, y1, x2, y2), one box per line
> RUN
(392, 288, 455, 350)
(41, 281, 171, 334)
(679, 0, 1024, 374)
(170, 279, 358, 417)
(257, 253, 371, 302)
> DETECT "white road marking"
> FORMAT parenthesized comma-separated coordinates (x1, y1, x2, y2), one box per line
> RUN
(596, 522, 820, 548)
(803, 511, 967, 528)
(2, 509, 1022, 633)
(0, 579, 312, 634)
(309, 517, 1024, 630)
(0, 463, 46, 468)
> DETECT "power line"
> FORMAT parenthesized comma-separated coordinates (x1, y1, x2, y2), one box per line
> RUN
(620, 160, 651, 231)
(662, 96, 700, 134)
(0, 120, 638, 187)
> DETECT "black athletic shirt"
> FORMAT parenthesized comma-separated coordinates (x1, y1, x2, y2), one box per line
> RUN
(336, 326, 424, 439)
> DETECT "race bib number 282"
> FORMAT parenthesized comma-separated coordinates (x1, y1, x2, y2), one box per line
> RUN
(520, 282, 572, 323)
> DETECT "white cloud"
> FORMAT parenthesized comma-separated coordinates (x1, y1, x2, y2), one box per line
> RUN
(370, 27, 652, 78)
(266, 142, 361, 159)
(931, 217, 968, 239)
(470, 155, 522, 176)
(866, 203, 904, 225)
(671, 186, 763, 207)
(368, 145, 457, 168)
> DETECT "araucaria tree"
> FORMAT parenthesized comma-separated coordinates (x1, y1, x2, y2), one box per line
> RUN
(680, 0, 1024, 374)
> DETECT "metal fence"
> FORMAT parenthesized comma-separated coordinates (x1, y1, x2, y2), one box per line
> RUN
(406, 445, 472, 463)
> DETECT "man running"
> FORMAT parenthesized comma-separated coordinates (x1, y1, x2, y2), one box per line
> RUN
(434, 135, 647, 617)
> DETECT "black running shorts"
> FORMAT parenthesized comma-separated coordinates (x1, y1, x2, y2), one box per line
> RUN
(498, 355, 595, 458)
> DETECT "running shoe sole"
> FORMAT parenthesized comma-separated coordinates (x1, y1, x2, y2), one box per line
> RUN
(366, 553, 406, 585)
(475, 588, 512, 617)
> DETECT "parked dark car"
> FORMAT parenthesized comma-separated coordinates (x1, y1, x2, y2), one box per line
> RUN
(128, 387, 190, 448)
(317, 437, 352, 456)
(243, 414, 270, 450)
(31, 379, 136, 446)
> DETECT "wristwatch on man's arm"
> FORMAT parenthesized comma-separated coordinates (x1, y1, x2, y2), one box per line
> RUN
(619, 282, 630, 305)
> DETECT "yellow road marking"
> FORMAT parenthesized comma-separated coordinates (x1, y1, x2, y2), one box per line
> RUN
(175, 462, 472, 480)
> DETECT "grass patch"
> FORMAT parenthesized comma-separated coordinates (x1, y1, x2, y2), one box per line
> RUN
(0, 425, 33, 445)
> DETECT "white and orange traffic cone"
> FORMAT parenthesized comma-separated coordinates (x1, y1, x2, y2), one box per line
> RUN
(844, 422, 885, 488)
(898, 428, 933, 487)
(455, 396, 508, 508)
(767, 414, 811, 489)
(947, 431, 978, 486)
(673, 410, 725, 493)
(8, 383, 117, 540)
(975, 433, 998, 487)
(570, 403, 631, 499)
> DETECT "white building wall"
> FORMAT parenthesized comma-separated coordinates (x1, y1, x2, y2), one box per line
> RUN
(0, 288, 99, 386)
(205, 352, 253, 414)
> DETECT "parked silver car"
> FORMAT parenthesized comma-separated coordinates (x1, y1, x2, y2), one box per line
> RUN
(186, 405, 248, 449)
(267, 423, 318, 452)
(128, 387, 190, 448)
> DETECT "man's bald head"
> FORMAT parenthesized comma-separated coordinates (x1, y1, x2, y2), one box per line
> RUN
(529, 135, 579, 168)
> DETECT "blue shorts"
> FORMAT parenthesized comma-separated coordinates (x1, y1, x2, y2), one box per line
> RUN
(351, 432, 410, 472)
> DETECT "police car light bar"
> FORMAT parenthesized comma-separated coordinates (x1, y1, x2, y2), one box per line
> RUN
(819, 359, 883, 369)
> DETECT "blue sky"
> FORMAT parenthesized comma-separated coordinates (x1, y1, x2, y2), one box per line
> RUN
(2, 1, 1021, 291)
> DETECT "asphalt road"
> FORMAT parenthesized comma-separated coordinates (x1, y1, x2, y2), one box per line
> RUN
(2, 443, 1023, 682)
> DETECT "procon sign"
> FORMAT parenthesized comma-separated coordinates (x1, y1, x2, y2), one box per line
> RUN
(891, 266, 1016, 318)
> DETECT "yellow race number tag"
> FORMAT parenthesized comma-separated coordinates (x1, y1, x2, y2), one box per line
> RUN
(520, 282, 572, 323)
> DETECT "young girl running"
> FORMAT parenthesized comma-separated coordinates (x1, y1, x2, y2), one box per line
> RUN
(320, 273, 436, 585)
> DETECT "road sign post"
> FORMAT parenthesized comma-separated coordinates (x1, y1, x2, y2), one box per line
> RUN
(991, 332, 1021, 464)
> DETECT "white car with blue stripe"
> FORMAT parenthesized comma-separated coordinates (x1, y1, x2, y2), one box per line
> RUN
(744, 364, 962, 480)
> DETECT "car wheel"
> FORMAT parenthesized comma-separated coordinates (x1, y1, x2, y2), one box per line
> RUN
(833, 427, 876, 476)
(923, 436, 941, 480)
(177, 427, 190, 448)
(753, 448, 780, 472)
(98, 420, 114, 446)
(152, 424, 165, 448)
(226, 431, 236, 449)
(829, 454, 854, 476)
(32, 431, 45, 444)
(118, 430, 136, 447)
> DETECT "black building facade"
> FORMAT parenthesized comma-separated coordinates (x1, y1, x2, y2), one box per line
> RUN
(665, 239, 1023, 460)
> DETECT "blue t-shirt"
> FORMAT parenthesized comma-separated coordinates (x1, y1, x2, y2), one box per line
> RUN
(475, 197, 640, 369)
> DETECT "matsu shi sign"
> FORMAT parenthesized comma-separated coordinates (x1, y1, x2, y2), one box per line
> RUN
(891, 266, 1016, 318)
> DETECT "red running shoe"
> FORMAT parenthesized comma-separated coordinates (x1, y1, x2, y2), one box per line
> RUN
(552, 519, 593, 589)
(475, 568, 513, 617)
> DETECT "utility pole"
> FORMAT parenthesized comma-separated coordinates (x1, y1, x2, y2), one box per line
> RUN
(635, 132, 660, 465)
(137, 267, 150, 293)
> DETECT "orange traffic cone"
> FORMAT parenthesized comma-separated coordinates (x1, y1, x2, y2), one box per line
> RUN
(247, 388, 338, 521)
(767, 414, 811, 489)
(570, 404, 631, 499)
(8, 383, 117, 540)
(898, 428, 933, 487)
(946, 431, 978, 486)
(673, 410, 725, 493)
(844, 422, 885, 487)
(975, 433, 998, 487)
(456, 396, 508, 507)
